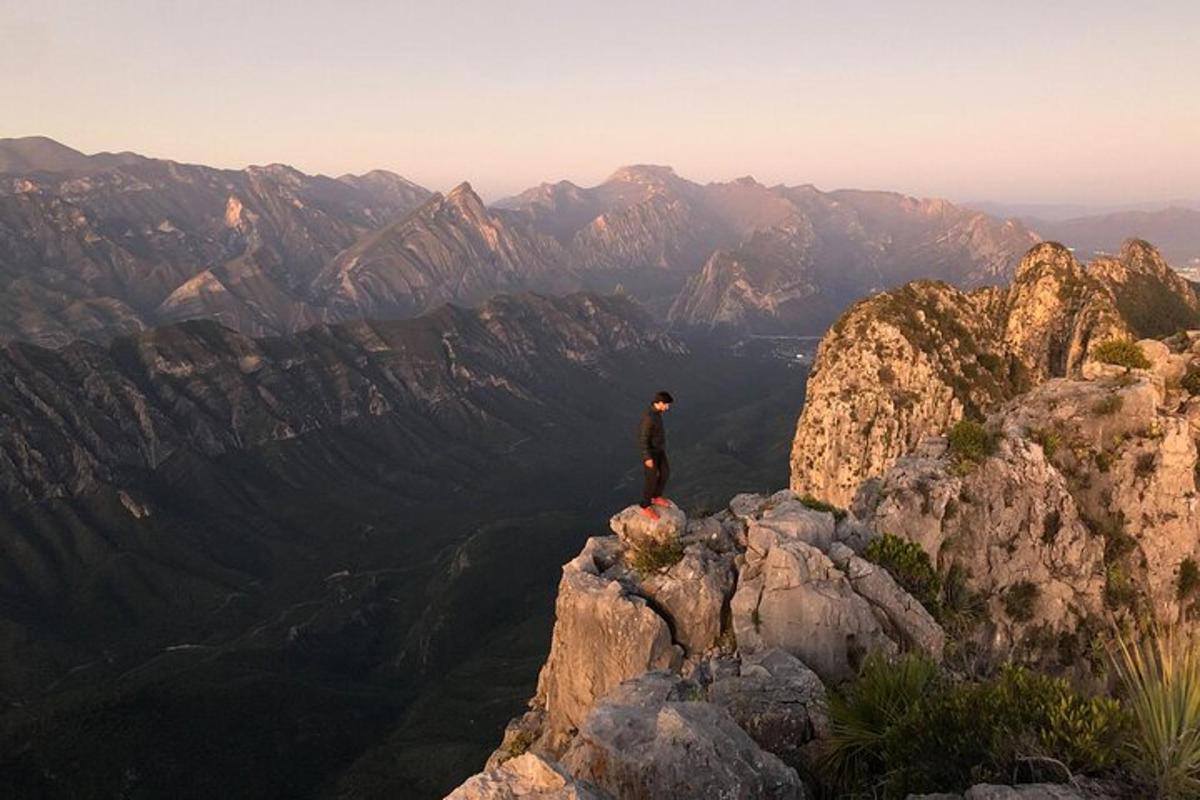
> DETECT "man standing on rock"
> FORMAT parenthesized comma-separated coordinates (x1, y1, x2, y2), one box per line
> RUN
(638, 391, 675, 519)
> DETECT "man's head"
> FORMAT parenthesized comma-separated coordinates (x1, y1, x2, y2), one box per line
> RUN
(652, 390, 673, 412)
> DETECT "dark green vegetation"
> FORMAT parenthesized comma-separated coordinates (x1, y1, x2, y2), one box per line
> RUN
(1092, 338, 1152, 370)
(798, 494, 847, 521)
(629, 537, 686, 577)
(0, 298, 812, 799)
(1183, 366, 1200, 396)
(1029, 427, 1060, 458)
(1003, 581, 1041, 622)
(1179, 559, 1200, 603)
(1112, 271, 1200, 340)
(947, 419, 998, 469)
(825, 653, 1129, 798)
(863, 534, 942, 618)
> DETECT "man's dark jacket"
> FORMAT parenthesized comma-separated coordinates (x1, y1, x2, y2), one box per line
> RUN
(638, 406, 666, 460)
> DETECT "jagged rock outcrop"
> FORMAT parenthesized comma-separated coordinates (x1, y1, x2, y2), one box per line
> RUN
(558, 672, 808, 800)
(482, 492, 943, 795)
(852, 335, 1200, 665)
(792, 239, 1200, 506)
(445, 754, 609, 800)
(529, 537, 683, 753)
(708, 649, 829, 774)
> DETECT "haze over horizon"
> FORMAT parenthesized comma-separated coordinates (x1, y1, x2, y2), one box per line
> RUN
(3, 1, 1198, 204)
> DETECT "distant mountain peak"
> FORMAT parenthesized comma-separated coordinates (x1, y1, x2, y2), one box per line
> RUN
(444, 181, 487, 213)
(605, 164, 679, 184)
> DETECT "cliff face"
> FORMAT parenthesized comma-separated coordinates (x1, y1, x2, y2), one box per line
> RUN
(791, 240, 1198, 506)
(853, 335, 1200, 668)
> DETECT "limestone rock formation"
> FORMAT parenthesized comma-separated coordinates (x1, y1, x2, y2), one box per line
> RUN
(485, 493, 944, 784)
(852, 336, 1200, 665)
(708, 649, 829, 773)
(558, 671, 808, 800)
(792, 239, 1200, 505)
(608, 504, 686, 550)
(445, 753, 609, 800)
(531, 537, 683, 752)
(732, 520, 898, 682)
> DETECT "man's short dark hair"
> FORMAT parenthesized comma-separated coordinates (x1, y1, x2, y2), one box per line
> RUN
(654, 391, 674, 404)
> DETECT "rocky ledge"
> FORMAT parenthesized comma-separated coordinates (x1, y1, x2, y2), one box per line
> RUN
(443, 493, 951, 799)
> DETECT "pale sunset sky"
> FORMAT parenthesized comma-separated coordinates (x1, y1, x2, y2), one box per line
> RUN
(2, 0, 1197, 204)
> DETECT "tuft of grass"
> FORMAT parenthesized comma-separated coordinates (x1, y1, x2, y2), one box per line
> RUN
(1111, 628, 1200, 798)
(1093, 339, 1152, 370)
(1136, 452, 1158, 478)
(1179, 559, 1200, 603)
(1003, 580, 1040, 622)
(798, 494, 848, 522)
(822, 652, 941, 790)
(1093, 393, 1125, 415)
(864, 534, 943, 618)
(1029, 427, 1060, 458)
(947, 419, 997, 469)
(502, 729, 535, 761)
(1042, 509, 1063, 545)
(628, 536, 684, 577)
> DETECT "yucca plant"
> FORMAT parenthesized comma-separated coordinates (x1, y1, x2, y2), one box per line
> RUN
(1111, 627, 1200, 798)
(821, 651, 940, 792)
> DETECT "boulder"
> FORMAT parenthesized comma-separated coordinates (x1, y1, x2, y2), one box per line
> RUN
(639, 543, 735, 655)
(731, 526, 897, 683)
(708, 649, 829, 771)
(608, 504, 685, 550)
(829, 542, 945, 659)
(729, 492, 772, 521)
(559, 672, 808, 800)
(446, 753, 610, 800)
(533, 537, 682, 752)
(754, 497, 837, 552)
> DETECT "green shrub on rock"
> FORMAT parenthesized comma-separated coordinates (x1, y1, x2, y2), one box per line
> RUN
(947, 419, 997, 470)
(628, 536, 684, 577)
(863, 534, 942, 618)
(1093, 339, 1152, 370)
(1182, 366, 1200, 396)
(825, 654, 1129, 797)
(798, 494, 847, 521)
(1003, 580, 1041, 622)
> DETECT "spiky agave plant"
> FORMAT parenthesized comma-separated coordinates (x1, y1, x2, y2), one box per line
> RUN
(1111, 627, 1200, 798)
(820, 651, 940, 793)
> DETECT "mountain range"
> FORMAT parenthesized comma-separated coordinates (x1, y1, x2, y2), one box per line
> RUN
(0, 136, 1048, 344)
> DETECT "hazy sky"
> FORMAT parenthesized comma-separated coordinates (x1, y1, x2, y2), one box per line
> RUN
(2, 1, 1197, 203)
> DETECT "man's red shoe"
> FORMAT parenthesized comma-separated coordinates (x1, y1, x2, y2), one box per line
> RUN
(651, 497, 673, 508)
(640, 505, 660, 520)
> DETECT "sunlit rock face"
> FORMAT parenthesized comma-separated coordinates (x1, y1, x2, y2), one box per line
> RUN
(791, 239, 1199, 506)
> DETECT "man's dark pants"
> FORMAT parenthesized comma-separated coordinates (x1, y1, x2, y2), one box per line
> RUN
(641, 451, 669, 507)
